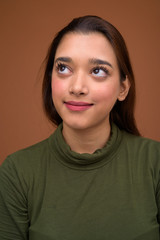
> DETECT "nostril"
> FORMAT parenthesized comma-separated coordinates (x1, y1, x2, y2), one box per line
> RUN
(69, 86, 88, 96)
(70, 90, 85, 96)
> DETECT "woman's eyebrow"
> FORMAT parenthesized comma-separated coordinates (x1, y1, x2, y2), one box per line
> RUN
(55, 57, 113, 68)
(89, 58, 113, 68)
(55, 57, 72, 63)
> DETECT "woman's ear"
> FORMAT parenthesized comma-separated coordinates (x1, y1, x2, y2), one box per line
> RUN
(118, 76, 130, 101)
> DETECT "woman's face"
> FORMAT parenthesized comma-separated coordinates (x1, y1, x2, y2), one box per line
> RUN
(51, 32, 129, 131)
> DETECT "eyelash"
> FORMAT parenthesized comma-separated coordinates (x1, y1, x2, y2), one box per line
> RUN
(56, 63, 70, 73)
(91, 66, 109, 75)
(55, 62, 109, 77)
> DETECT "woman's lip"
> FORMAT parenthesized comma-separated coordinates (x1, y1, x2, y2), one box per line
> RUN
(64, 101, 93, 106)
(64, 101, 93, 111)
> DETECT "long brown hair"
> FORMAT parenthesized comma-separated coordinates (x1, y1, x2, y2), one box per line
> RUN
(42, 15, 140, 136)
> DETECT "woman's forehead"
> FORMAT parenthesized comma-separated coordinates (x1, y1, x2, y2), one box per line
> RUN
(55, 32, 117, 64)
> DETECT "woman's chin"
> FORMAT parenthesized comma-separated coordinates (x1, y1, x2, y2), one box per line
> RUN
(63, 120, 92, 131)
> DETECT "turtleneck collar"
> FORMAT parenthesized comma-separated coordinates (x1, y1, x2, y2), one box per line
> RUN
(48, 123, 123, 170)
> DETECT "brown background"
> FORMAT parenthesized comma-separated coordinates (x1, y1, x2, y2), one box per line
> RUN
(0, 0, 160, 164)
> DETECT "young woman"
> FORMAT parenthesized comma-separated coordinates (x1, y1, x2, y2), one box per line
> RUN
(0, 15, 160, 240)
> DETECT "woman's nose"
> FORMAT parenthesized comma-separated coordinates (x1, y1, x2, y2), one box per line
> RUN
(69, 73, 89, 96)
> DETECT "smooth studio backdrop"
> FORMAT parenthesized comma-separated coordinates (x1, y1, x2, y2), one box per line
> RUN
(0, 0, 160, 163)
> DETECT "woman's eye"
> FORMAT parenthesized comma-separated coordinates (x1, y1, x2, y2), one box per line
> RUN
(92, 67, 108, 77)
(56, 63, 71, 75)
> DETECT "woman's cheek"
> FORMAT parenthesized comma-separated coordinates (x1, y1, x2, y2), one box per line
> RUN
(93, 85, 118, 103)
(52, 78, 66, 98)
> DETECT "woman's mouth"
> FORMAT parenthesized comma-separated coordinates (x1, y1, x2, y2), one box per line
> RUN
(64, 101, 93, 111)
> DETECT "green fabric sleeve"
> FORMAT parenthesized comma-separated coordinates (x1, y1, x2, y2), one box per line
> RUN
(156, 173, 160, 224)
(0, 156, 29, 240)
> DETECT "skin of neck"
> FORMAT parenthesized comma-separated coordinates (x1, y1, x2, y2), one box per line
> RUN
(62, 120, 111, 154)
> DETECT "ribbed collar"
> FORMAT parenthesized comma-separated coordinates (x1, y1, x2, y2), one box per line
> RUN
(48, 123, 123, 170)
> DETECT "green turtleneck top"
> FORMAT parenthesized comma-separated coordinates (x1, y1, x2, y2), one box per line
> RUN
(0, 123, 160, 240)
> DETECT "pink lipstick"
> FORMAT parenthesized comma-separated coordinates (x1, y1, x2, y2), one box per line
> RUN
(64, 101, 93, 111)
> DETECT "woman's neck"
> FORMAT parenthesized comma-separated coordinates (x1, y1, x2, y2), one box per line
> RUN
(62, 122, 111, 154)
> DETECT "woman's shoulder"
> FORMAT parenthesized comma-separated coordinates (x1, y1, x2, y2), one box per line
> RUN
(1, 133, 55, 172)
(123, 129, 160, 148)
(113, 123, 160, 153)
(11, 137, 49, 160)
(121, 129, 160, 164)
